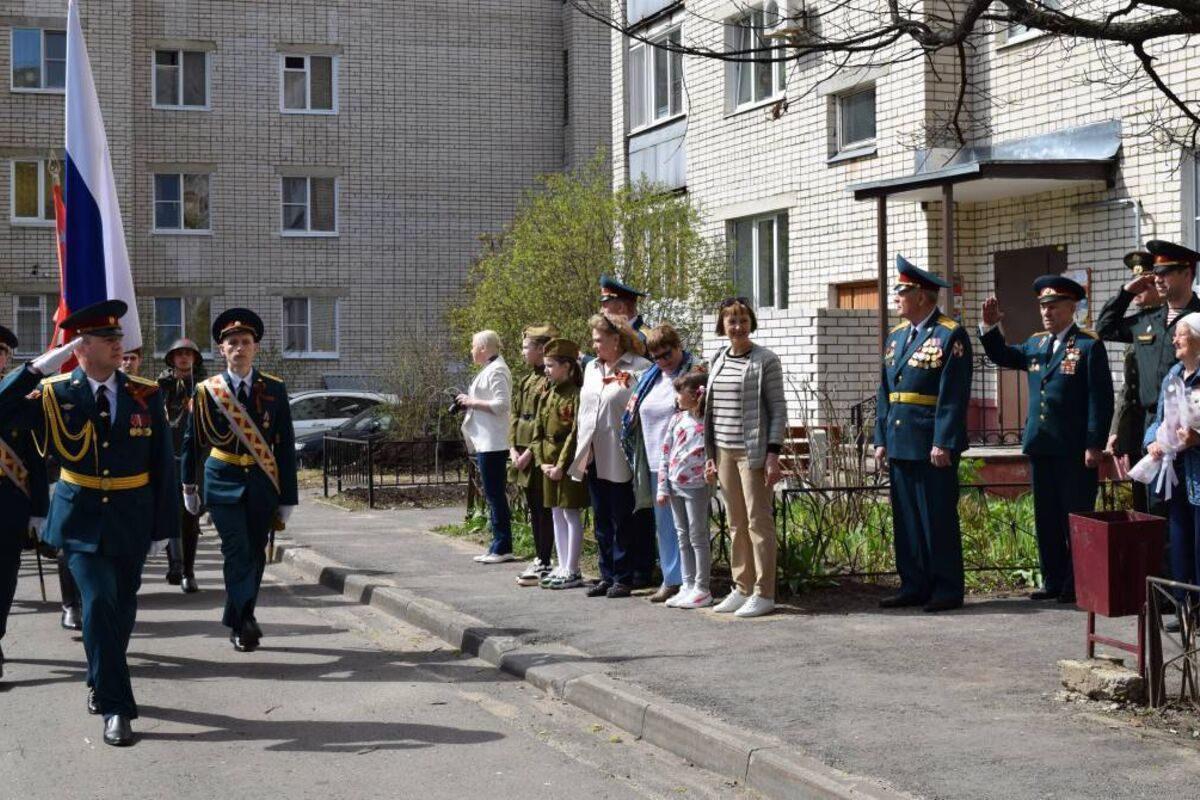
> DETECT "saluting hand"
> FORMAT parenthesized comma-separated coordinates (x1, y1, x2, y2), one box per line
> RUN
(981, 297, 1004, 327)
(1124, 273, 1156, 295)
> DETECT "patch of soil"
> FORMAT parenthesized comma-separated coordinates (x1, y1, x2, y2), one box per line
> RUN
(343, 484, 467, 509)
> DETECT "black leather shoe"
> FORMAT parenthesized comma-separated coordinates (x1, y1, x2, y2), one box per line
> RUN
(585, 581, 611, 598)
(878, 594, 927, 609)
(606, 583, 632, 599)
(61, 606, 82, 631)
(241, 618, 263, 647)
(103, 715, 133, 747)
(165, 570, 183, 586)
(1029, 590, 1058, 601)
(87, 688, 100, 715)
(923, 597, 964, 613)
(181, 576, 199, 594)
(230, 632, 257, 653)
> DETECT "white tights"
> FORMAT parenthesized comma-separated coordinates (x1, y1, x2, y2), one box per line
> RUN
(551, 507, 583, 573)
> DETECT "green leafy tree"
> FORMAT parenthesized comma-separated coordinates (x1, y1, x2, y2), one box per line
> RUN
(450, 149, 730, 360)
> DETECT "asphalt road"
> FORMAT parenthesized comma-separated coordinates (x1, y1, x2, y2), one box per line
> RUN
(0, 539, 759, 800)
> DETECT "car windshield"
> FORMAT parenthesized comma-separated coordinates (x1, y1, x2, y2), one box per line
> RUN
(346, 408, 393, 433)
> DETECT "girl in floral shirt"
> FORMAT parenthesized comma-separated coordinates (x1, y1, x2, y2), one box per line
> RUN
(657, 372, 713, 608)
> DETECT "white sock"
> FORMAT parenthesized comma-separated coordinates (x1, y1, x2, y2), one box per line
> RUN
(562, 508, 583, 573)
(551, 507, 570, 571)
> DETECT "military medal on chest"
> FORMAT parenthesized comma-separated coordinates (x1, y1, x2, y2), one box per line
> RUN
(1061, 346, 1081, 375)
(883, 339, 897, 366)
(909, 339, 944, 369)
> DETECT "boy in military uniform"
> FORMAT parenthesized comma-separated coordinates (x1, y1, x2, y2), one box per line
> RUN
(158, 338, 206, 592)
(981, 276, 1114, 603)
(181, 309, 298, 653)
(0, 300, 178, 747)
(873, 257, 973, 612)
(0, 324, 50, 680)
(510, 324, 557, 586)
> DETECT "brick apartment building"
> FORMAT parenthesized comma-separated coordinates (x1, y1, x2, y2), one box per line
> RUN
(0, 0, 610, 388)
(612, 0, 1200, 436)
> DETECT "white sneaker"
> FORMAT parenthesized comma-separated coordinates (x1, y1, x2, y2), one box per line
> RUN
(677, 589, 713, 609)
(665, 584, 694, 608)
(713, 590, 749, 613)
(479, 552, 517, 564)
(517, 559, 549, 585)
(734, 595, 775, 618)
(472, 553, 489, 562)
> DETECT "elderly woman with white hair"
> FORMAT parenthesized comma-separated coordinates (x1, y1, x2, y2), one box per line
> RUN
(1145, 312, 1200, 598)
(458, 330, 514, 563)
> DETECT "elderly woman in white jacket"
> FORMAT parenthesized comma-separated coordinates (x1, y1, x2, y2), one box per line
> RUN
(458, 330, 514, 563)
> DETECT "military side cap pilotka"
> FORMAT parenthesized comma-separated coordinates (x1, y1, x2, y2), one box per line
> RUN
(522, 324, 559, 339)
(599, 274, 647, 302)
(1147, 240, 1200, 274)
(893, 255, 949, 294)
(1033, 274, 1086, 304)
(1124, 250, 1152, 274)
(164, 337, 203, 366)
(212, 308, 264, 343)
(543, 338, 580, 361)
(0, 324, 16, 351)
(61, 299, 128, 337)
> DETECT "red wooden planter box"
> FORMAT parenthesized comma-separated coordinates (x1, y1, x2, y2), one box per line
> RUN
(1069, 510, 1166, 618)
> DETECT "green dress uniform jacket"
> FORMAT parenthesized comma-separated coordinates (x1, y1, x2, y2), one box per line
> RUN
(531, 382, 589, 509)
(508, 369, 549, 488)
(1097, 291, 1200, 418)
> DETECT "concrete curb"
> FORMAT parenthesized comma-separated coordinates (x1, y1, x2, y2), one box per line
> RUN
(273, 542, 914, 800)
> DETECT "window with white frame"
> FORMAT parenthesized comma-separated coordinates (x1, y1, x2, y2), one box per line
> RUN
(729, 212, 788, 309)
(1188, 151, 1200, 249)
(153, 173, 210, 232)
(835, 85, 877, 154)
(628, 21, 684, 131)
(153, 50, 209, 109)
(10, 159, 55, 223)
(153, 297, 212, 356)
(11, 28, 65, 91)
(282, 297, 339, 357)
(730, 5, 786, 108)
(280, 176, 337, 235)
(13, 294, 59, 355)
(280, 55, 337, 113)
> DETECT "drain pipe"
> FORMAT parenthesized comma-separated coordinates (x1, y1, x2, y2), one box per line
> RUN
(1070, 197, 1144, 248)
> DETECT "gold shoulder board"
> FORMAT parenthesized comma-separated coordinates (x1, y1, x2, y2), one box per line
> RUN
(127, 375, 158, 387)
(937, 316, 959, 330)
(890, 322, 909, 334)
(259, 371, 284, 382)
(41, 373, 71, 385)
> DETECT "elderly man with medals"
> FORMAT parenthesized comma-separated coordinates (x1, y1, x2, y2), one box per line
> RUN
(181, 309, 297, 653)
(0, 300, 178, 747)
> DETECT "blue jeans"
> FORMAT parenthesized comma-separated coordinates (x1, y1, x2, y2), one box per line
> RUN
(649, 469, 682, 586)
(477, 451, 512, 555)
(588, 466, 636, 585)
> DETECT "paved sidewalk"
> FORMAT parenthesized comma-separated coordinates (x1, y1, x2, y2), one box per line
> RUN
(281, 496, 1200, 799)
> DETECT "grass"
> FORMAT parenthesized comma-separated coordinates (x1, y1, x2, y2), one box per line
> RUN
(434, 504, 601, 576)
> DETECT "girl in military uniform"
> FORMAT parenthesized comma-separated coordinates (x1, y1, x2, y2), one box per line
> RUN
(532, 339, 589, 589)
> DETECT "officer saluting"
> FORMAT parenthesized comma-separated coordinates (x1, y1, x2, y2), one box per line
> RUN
(873, 257, 972, 613)
(181, 309, 297, 653)
(0, 324, 50, 681)
(0, 300, 178, 746)
(981, 276, 1113, 603)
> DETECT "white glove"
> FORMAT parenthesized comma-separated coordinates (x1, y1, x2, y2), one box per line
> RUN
(183, 487, 201, 516)
(29, 516, 46, 535)
(277, 505, 296, 525)
(30, 337, 82, 375)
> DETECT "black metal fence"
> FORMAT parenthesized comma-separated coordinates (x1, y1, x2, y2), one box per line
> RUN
(322, 434, 471, 508)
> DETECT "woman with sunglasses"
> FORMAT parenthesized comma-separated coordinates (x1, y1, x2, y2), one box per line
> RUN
(621, 324, 703, 604)
(704, 298, 787, 618)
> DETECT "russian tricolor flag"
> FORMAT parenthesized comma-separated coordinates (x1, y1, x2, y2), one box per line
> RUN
(54, 0, 140, 350)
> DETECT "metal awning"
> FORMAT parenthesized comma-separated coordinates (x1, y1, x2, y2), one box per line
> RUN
(849, 120, 1120, 203)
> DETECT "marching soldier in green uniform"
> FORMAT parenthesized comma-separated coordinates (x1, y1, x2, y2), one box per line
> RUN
(873, 257, 973, 613)
(1098, 240, 1200, 514)
(510, 324, 558, 587)
(181, 309, 298, 653)
(0, 300, 178, 746)
(981, 276, 1113, 603)
(0, 325, 50, 681)
(158, 338, 206, 592)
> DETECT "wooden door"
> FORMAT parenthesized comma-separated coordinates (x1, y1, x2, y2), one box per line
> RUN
(993, 245, 1068, 441)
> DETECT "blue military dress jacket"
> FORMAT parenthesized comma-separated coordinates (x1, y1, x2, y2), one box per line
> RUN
(0, 366, 177, 558)
(874, 311, 973, 460)
(180, 370, 298, 508)
(1144, 363, 1200, 505)
(980, 324, 1114, 457)
(0, 395, 50, 543)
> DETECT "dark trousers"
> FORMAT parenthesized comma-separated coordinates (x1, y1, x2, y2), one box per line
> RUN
(888, 458, 964, 602)
(209, 501, 275, 631)
(524, 471, 553, 565)
(1030, 455, 1099, 596)
(67, 550, 144, 719)
(631, 508, 656, 584)
(0, 535, 20, 640)
(57, 552, 80, 611)
(476, 451, 512, 555)
(1167, 488, 1200, 601)
(587, 467, 636, 586)
(167, 507, 201, 578)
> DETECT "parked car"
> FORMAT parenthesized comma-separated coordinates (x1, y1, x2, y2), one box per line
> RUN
(295, 405, 395, 468)
(289, 390, 398, 438)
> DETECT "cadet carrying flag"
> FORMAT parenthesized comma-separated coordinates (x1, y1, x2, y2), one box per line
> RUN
(53, 0, 141, 351)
